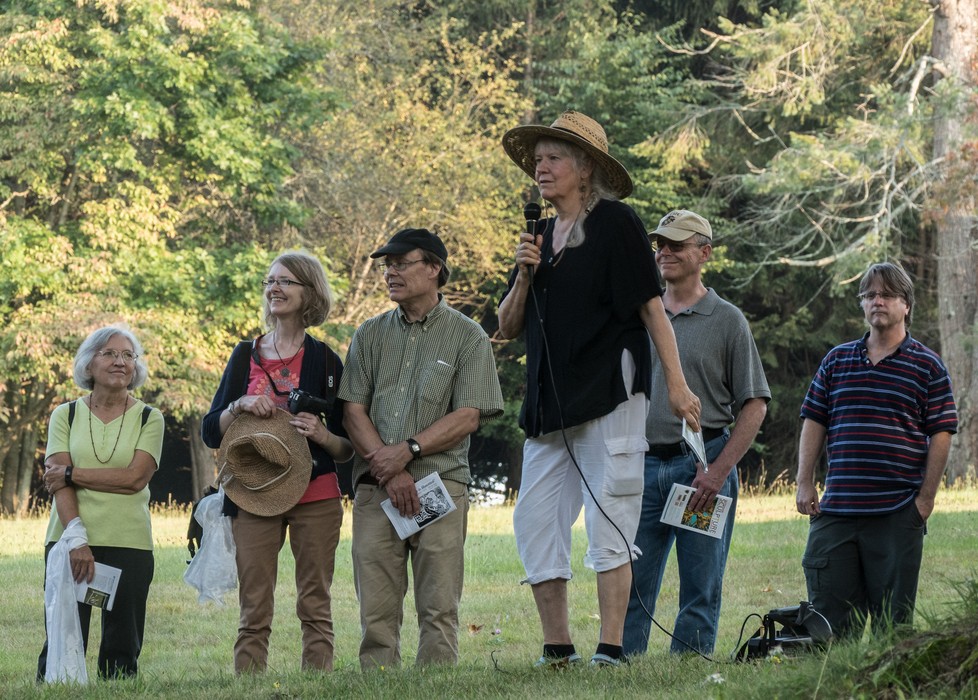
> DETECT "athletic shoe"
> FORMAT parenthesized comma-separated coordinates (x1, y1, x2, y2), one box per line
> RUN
(589, 653, 622, 667)
(534, 652, 582, 669)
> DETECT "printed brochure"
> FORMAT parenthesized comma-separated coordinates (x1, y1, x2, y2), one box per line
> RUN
(74, 562, 122, 611)
(660, 482, 732, 539)
(381, 472, 457, 540)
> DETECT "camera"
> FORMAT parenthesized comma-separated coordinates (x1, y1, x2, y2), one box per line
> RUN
(287, 389, 332, 418)
(734, 601, 833, 661)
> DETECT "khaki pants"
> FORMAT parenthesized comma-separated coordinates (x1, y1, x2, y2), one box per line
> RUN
(352, 479, 468, 669)
(231, 497, 343, 673)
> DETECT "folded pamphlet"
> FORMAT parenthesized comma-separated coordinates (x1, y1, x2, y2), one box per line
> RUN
(74, 562, 122, 611)
(660, 482, 732, 539)
(381, 472, 457, 540)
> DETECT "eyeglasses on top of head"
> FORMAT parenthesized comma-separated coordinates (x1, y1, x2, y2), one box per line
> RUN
(261, 278, 307, 288)
(96, 349, 138, 363)
(376, 259, 426, 272)
(857, 290, 901, 302)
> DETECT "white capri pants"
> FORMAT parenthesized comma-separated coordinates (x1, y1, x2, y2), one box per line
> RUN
(513, 350, 648, 583)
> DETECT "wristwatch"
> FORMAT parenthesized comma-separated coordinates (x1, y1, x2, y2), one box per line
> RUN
(406, 438, 422, 460)
(64, 465, 74, 487)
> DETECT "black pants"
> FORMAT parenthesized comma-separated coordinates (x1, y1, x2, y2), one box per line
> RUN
(37, 545, 155, 680)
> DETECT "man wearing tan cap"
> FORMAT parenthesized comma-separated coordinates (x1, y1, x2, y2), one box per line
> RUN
(623, 210, 771, 656)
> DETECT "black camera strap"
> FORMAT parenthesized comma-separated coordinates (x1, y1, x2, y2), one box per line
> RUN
(250, 334, 338, 408)
(251, 336, 291, 397)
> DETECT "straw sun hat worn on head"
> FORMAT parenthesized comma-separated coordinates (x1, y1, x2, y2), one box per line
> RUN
(502, 110, 634, 199)
(218, 408, 312, 517)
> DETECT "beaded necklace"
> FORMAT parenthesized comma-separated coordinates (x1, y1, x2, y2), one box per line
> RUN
(89, 395, 129, 464)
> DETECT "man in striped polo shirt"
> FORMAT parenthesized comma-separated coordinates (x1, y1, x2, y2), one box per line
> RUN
(340, 228, 504, 669)
(796, 262, 957, 640)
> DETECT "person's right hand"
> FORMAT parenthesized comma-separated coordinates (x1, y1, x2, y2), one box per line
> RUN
(69, 544, 96, 583)
(796, 483, 821, 516)
(515, 232, 543, 279)
(236, 394, 277, 418)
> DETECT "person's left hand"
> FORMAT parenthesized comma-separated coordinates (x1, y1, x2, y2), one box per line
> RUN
(688, 467, 725, 513)
(290, 412, 326, 445)
(44, 464, 69, 494)
(669, 386, 701, 433)
(915, 494, 935, 522)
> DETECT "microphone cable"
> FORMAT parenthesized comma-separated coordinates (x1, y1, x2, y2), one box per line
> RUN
(520, 206, 715, 663)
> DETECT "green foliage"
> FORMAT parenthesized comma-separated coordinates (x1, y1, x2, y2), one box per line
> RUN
(0, 0, 332, 508)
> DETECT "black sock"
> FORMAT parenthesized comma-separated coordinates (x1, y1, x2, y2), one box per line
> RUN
(595, 643, 623, 660)
(543, 643, 577, 659)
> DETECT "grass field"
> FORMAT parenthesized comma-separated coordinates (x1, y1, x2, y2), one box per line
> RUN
(2, 487, 976, 699)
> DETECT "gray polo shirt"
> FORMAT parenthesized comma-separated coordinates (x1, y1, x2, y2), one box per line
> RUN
(647, 288, 770, 446)
(339, 297, 504, 485)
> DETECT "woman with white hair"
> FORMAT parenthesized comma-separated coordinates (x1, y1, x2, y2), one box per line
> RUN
(38, 325, 164, 679)
(498, 111, 700, 668)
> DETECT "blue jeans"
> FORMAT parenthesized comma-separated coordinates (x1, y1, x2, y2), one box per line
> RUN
(622, 434, 736, 656)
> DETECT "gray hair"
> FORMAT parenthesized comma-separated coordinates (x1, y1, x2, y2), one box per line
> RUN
(74, 326, 149, 390)
(535, 137, 618, 249)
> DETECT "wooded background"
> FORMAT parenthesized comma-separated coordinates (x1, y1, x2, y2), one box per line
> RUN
(2, 0, 975, 513)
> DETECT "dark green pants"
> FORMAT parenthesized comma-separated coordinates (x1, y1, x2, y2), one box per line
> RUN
(802, 503, 925, 640)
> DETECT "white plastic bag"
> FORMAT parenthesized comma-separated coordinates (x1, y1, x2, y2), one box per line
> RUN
(183, 489, 237, 605)
(44, 517, 89, 684)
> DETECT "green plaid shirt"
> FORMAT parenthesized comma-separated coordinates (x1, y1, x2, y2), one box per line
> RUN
(339, 297, 504, 486)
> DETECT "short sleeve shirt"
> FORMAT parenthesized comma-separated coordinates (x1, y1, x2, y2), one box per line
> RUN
(800, 333, 958, 514)
(339, 297, 504, 486)
(501, 199, 662, 437)
(44, 399, 165, 549)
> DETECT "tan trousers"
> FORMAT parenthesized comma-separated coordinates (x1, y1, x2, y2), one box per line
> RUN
(231, 497, 343, 673)
(352, 479, 468, 669)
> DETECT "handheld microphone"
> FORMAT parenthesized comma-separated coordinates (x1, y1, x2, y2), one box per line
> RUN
(523, 202, 542, 283)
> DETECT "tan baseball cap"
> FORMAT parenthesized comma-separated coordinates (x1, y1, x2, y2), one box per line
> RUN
(651, 210, 713, 241)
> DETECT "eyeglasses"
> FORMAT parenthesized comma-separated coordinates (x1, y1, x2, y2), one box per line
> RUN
(858, 290, 901, 302)
(377, 259, 426, 272)
(261, 278, 306, 289)
(96, 349, 138, 363)
(651, 237, 707, 253)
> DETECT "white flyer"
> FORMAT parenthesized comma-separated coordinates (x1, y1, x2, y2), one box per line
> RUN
(681, 418, 709, 471)
(74, 562, 122, 611)
(381, 472, 457, 540)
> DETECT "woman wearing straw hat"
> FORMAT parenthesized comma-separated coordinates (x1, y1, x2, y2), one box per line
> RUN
(498, 111, 701, 668)
(201, 251, 353, 674)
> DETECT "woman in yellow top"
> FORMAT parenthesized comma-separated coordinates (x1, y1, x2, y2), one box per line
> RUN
(39, 325, 164, 679)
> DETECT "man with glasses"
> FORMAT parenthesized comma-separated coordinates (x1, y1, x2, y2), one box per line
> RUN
(796, 261, 957, 639)
(339, 228, 504, 669)
(623, 210, 771, 656)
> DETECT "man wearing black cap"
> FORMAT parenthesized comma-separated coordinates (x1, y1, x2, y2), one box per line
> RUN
(623, 210, 770, 657)
(339, 228, 504, 669)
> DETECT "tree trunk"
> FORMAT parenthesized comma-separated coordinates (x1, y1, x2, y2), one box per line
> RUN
(0, 426, 37, 515)
(931, 0, 978, 480)
(16, 425, 38, 515)
(187, 415, 217, 500)
(0, 437, 17, 515)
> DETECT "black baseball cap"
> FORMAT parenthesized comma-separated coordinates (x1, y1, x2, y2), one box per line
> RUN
(370, 228, 449, 262)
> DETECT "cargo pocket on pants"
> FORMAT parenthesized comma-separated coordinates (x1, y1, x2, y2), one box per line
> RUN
(802, 554, 829, 594)
(603, 436, 647, 496)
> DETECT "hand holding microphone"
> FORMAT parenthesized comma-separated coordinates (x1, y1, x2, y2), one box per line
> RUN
(518, 202, 543, 283)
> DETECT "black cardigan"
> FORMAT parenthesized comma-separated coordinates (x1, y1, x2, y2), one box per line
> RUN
(201, 334, 349, 507)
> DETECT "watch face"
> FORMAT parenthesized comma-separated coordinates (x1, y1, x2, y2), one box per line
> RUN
(409, 440, 421, 456)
